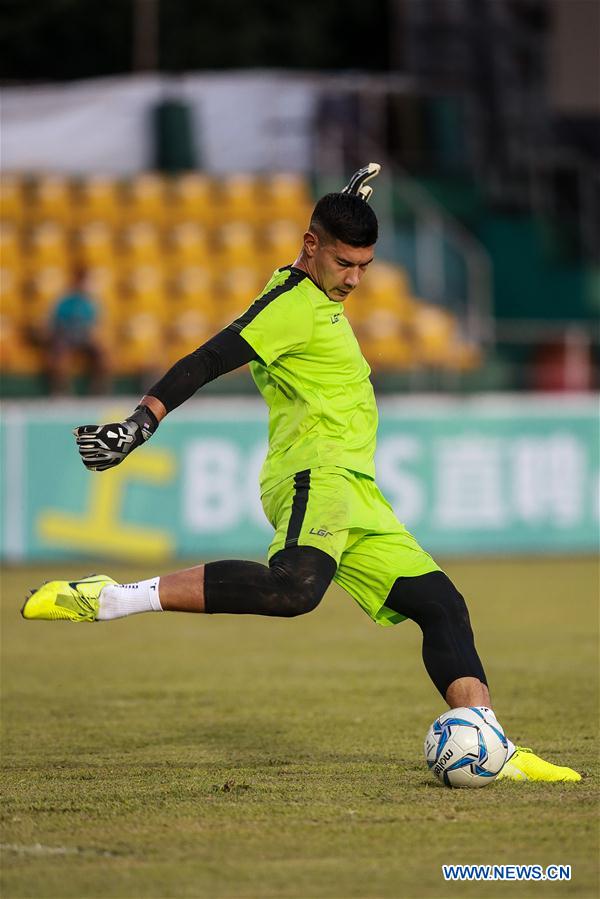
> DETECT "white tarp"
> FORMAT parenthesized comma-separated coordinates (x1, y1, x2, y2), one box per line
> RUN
(1, 72, 316, 174)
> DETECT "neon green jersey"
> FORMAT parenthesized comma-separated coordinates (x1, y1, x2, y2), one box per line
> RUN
(230, 266, 378, 494)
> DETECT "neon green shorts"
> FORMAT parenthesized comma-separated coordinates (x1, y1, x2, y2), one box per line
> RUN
(261, 466, 440, 626)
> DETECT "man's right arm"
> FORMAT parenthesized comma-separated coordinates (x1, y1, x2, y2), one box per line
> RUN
(74, 328, 257, 471)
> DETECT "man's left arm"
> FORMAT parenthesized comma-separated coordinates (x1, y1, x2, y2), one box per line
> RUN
(74, 328, 257, 471)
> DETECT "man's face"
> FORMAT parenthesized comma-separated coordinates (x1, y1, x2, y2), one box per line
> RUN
(304, 233, 375, 302)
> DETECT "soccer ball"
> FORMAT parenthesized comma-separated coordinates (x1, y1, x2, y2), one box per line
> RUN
(424, 707, 509, 788)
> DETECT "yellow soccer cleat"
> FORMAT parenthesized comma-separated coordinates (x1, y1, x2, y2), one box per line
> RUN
(21, 574, 116, 622)
(497, 747, 581, 783)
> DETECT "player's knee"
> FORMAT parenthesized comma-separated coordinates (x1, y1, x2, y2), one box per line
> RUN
(273, 574, 327, 617)
(386, 571, 472, 633)
(270, 554, 330, 617)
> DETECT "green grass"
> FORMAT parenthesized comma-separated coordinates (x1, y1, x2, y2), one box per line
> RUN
(1, 557, 598, 899)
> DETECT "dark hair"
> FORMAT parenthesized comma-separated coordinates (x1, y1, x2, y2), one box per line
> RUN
(309, 192, 378, 247)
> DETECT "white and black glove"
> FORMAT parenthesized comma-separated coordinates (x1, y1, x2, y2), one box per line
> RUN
(74, 405, 159, 472)
(341, 162, 381, 203)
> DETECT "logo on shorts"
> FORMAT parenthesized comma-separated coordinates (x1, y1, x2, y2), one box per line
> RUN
(310, 527, 333, 538)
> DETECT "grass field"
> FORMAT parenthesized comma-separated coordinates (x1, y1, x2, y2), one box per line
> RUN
(1, 556, 598, 899)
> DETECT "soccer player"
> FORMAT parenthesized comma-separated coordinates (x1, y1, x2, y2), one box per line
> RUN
(22, 165, 580, 783)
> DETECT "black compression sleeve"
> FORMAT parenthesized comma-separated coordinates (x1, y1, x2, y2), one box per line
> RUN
(147, 327, 258, 412)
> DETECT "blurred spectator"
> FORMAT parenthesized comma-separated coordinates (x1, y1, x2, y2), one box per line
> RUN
(46, 268, 112, 395)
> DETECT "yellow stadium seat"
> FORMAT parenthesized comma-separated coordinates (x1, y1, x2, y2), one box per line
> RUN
(0, 174, 27, 226)
(28, 174, 74, 226)
(27, 223, 69, 271)
(166, 222, 210, 270)
(360, 333, 415, 371)
(75, 222, 116, 268)
(0, 314, 43, 374)
(119, 222, 163, 270)
(265, 172, 311, 206)
(353, 298, 415, 371)
(0, 266, 24, 321)
(171, 265, 213, 311)
(76, 175, 122, 227)
(412, 302, 458, 367)
(122, 173, 168, 226)
(359, 261, 411, 301)
(120, 265, 166, 320)
(165, 307, 214, 366)
(453, 339, 483, 372)
(116, 311, 165, 375)
(214, 174, 260, 227)
(349, 263, 415, 336)
(213, 266, 261, 328)
(168, 173, 215, 227)
(27, 266, 70, 324)
(85, 265, 121, 323)
(260, 173, 312, 227)
(0, 222, 23, 274)
(214, 221, 257, 269)
(260, 219, 301, 273)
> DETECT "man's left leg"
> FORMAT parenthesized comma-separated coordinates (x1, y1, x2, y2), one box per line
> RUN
(384, 570, 581, 783)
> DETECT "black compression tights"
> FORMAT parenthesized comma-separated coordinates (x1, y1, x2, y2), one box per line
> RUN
(204, 545, 336, 617)
(384, 570, 488, 698)
(204, 549, 486, 699)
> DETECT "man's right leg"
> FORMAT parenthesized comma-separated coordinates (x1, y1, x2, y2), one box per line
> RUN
(21, 546, 336, 622)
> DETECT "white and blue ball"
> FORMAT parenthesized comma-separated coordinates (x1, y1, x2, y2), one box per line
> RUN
(424, 707, 508, 788)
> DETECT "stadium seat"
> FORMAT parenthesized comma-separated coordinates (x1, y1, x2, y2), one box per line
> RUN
(213, 266, 262, 328)
(170, 265, 213, 311)
(0, 266, 24, 322)
(119, 265, 167, 321)
(260, 220, 301, 274)
(166, 222, 211, 271)
(164, 307, 214, 366)
(116, 311, 165, 375)
(0, 313, 43, 374)
(75, 222, 116, 268)
(85, 265, 121, 325)
(358, 324, 415, 371)
(28, 174, 74, 226)
(119, 222, 163, 270)
(27, 266, 70, 323)
(261, 173, 312, 226)
(75, 175, 122, 227)
(168, 173, 215, 227)
(122, 173, 168, 226)
(27, 223, 70, 271)
(359, 262, 412, 304)
(453, 339, 483, 372)
(412, 302, 458, 367)
(214, 221, 257, 269)
(0, 174, 27, 226)
(0, 222, 23, 275)
(350, 296, 415, 371)
(215, 174, 260, 227)
(349, 264, 415, 329)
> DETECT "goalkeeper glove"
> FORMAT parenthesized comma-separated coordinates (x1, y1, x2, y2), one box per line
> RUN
(341, 162, 381, 203)
(74, 404, 159, 471)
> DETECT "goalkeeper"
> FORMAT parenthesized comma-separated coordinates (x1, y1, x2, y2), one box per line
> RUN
(23, 165, 580, 783)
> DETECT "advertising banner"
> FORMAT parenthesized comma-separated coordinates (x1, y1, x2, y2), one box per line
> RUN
(1, 396, 598, 561)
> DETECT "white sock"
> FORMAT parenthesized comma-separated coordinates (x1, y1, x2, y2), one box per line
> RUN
(97, 577, 162, 620)
(476, 707, 516, 758)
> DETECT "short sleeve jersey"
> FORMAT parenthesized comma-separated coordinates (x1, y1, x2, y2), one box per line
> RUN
(229, 266, 378, 494)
